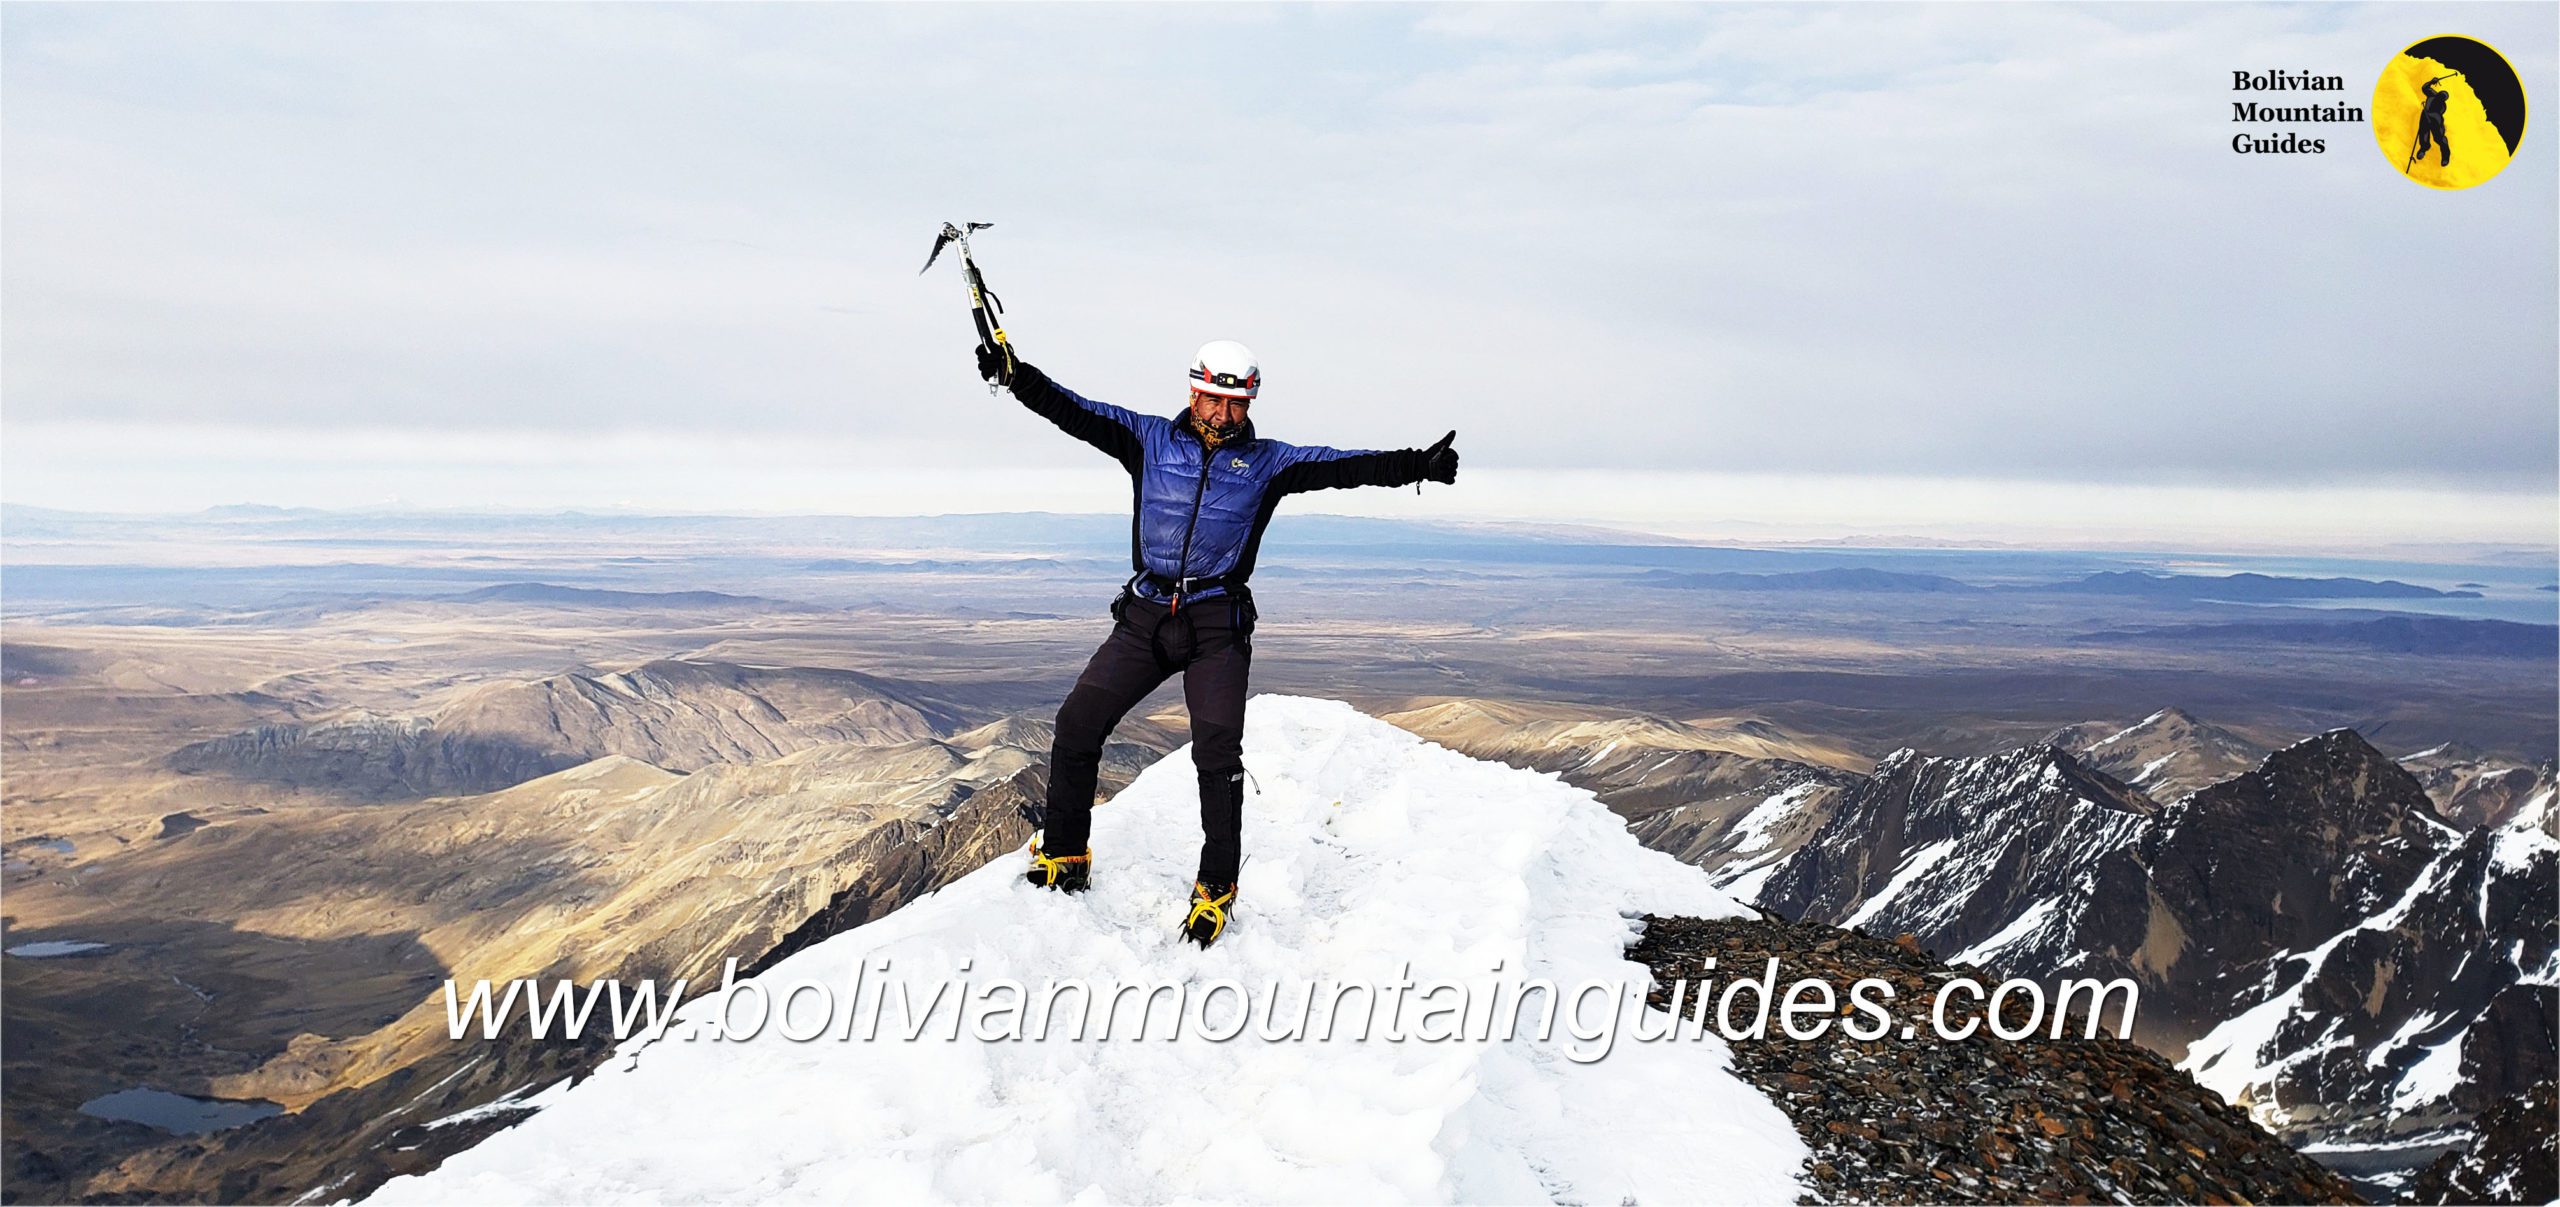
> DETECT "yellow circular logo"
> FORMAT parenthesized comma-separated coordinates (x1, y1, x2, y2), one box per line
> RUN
(2372, 35, 2529, 189)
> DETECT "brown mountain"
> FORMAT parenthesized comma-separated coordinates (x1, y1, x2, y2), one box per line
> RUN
(2044, 706, 2272, 803)
(167, 659, 988, 800)
(1379, 697, 1865, 895)
(2400, 743, 2557, 830)
(3, 714, 1168, 1203)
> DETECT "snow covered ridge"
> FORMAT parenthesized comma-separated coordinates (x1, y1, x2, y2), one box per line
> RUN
(369, 696, 1809, 1204)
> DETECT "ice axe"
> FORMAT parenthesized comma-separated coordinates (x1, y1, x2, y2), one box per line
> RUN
(921, 221, 1012, 394)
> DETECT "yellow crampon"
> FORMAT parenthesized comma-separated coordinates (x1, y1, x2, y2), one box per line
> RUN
(1025, 842, 1090, 890)
(1182, 881, 1237, 946)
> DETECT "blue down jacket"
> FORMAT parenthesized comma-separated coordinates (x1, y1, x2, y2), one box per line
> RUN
(1009, 362, 1433, 604)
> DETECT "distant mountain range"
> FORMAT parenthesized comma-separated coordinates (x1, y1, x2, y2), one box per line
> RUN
(2076, 616, 2558, 658)
(1632, 567, 1985, 593)
(168, 659, 1019, 799)
(448, 583, 828, 611)
(2045, 571, 2482, 601)
(1638, 568, 2497, 602)
(803, 557, 1079, 574)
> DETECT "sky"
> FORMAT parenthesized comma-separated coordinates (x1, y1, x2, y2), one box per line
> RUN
(4, 3, 2555, 550)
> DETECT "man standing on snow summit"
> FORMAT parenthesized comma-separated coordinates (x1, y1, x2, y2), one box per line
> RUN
(974, 337, 1457, 948)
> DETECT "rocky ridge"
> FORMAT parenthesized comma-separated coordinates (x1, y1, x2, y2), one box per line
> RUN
(1742, 727, 2555, 1191)
(1453, 701, 2554, 1199)
(2404, 1078, 2558, 1205)
(1628, 913, 2359, 1205)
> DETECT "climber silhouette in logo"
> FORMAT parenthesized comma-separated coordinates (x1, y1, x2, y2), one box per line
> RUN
(2372, 35, 2529, 189)
(2410, 73, 2457, 168)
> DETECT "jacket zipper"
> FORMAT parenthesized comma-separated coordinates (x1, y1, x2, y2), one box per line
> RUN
(1168, 430, 1215, 612)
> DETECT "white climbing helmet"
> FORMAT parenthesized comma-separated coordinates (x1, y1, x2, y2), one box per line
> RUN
(1188, 340, 1261, 400)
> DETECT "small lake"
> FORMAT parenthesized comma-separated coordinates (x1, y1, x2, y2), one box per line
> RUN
(78, 1087, 283, 1135)
(5, 940, 110, 958)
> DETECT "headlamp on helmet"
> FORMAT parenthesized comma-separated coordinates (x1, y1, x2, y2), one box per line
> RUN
(1188, 340, 1261, 400)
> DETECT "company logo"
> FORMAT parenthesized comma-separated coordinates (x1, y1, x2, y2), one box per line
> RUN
(1229, 456, 1250, 470)
(2371, 35, 2528, 189)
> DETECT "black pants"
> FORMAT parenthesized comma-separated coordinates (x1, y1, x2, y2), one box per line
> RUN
(2418, 116, 2451, 165)
(1041, 590, 1255, 885)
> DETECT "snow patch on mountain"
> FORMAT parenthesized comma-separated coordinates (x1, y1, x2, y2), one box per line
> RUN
(1841, 839, 1958, 930)
(2181, 844, 2461, 1118)
(2490, 802, 2555, 876)
(1950, 898, 2061, 968)
(1727, 783, 1820, 857)
(367, 696, 1807, 1205)
(2390, 1038, 2466, 1111)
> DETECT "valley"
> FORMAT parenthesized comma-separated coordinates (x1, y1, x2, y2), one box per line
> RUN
(2, 507, 2551, 1202)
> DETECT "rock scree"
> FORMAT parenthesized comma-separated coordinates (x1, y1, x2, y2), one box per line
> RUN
(1628, 913, 2363, 1205)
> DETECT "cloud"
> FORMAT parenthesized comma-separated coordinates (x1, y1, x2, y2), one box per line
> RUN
(11, 419, 2548, 553)
(2, 2, 2552, 518)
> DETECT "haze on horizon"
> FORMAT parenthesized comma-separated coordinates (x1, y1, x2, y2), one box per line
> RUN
(3, 3, 2554, 550)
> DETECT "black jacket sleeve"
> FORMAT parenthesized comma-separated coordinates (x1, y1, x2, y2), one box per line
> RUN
(1009, 362, 1144, 475)
(1270, 447, 1431, 495)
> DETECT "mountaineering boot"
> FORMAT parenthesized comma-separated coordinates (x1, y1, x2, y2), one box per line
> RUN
(1180, 879, 1237, 947)
(1024, 841, 1091, 893)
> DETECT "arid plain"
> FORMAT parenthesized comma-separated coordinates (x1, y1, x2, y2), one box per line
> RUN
(4, 506, 2551, 1200)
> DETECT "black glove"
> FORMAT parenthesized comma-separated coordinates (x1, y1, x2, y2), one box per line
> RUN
(1421, 430, 1459, 484)
(975, 341, 1018, 388)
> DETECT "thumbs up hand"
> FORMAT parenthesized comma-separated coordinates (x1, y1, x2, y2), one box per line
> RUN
(1422, 430, 1459, 485)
